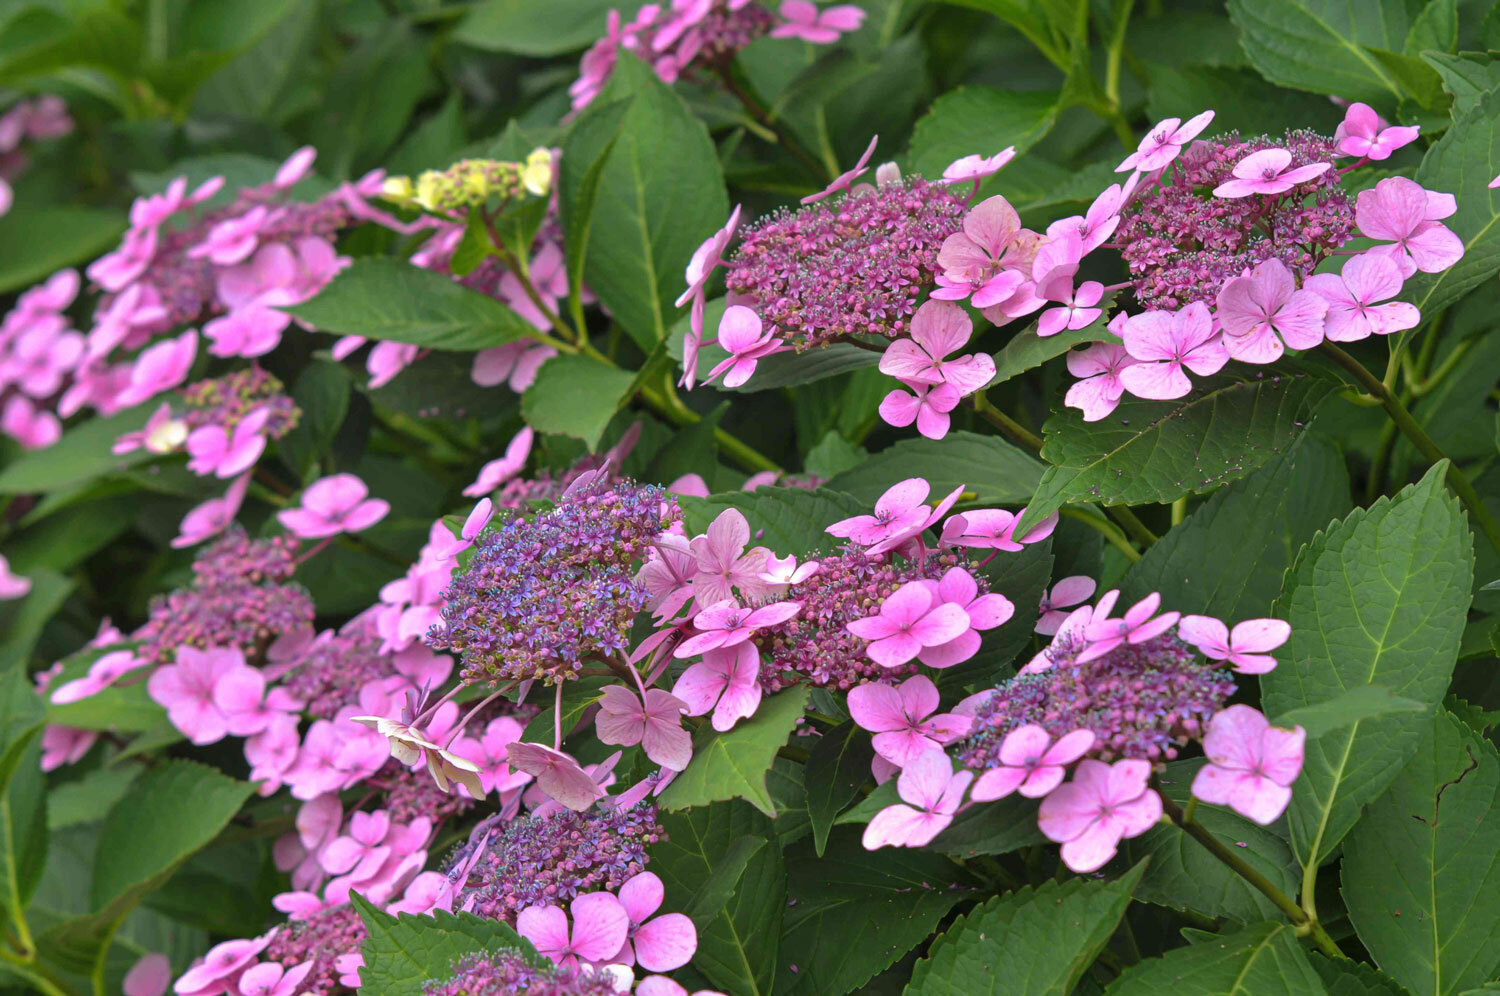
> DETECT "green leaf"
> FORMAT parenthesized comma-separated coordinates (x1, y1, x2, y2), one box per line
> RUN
(561, 99, 627, 324)
(929, 792, 1047, 858)
(827, 432, 1044, 507)
(0, 570, 75, 671)
(659, 687, 809, 816)
(352, 894, 541, 995)
(1263, 463, 1474, 869)
(678, 487, 866, 557)
(1342, 709, 1500, 996)
(1145, 63, 1345, 135)
(1406, 0, 1458, 55)
(0, 668, 46, 939)
(520, 675, 610, 746)
(906, 861, 1145, 996)
(277, 360, 353, 481)
(1119, 433, 1352, 620)
(48, 682, 165, 735)
(803, 723, 874, 856)
(1103, 922, 1327, 994)
(47, 766, 141, 831)
(0, 206, 127, 293)
(779, 832, 972, 996)
(316, 22, 431, 177)
(908, 87, 1060, 179)
(1278, 685, 1426, 738)
(1422, 52, 1500, 117)
(453, 0, 622, 55)
(1311, 955, 1410, 996)
(519, 353, 637, 449)
(1405, 86, 1500, 314)
(0, 402, 159, 494)
(987, 311, 1118, 389)
(1015, 369, 1336, 536)
(285, 258, 539, 351)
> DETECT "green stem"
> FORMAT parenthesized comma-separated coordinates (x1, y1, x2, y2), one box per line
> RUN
(1170, 496, 1187, 526)
(1107, 505, 1158, 547)
(972, 393, 1044, 451)
(715, 67, 833, 183)
(637, 375, 779, 474)
(1323, 343, 1500, 559)
(1060, 508, 1139, 563)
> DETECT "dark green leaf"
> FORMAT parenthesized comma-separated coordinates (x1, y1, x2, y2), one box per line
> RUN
(0, 402, 159, 494)
(908, 87, 1059, 179)
(1311, 955, 1410, 996)
(352, 894, 541, 995)
(1278, 685, 1426, 738)
(659, 687, 809, 816)
(987, 312, 1118, 389)
(1422, 52, 1500, 116)
(804, 723, 874, 856)
(678, 487, 866, 557)
(1103, 922, 1327, 994)
(453, 0, 624, 55)
(520, 353, 637, 449)
(0, 207, 127, 293)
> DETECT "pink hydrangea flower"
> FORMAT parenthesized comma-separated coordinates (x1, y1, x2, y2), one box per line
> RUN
(40, 725, 96, 771)
(504, 742, 607, 812)
(1046, 178, 1136, 256)
(1212, 148, 1330, 198)
(518, 892, 631, 974)
(878, 299, 995, 393)
(118, 329, 197, 407)
(971, 725, 1095, 801)
(846, 580, 972, 668)
(1037, 277, 1104, 337)
(940, 147, 1016, 186)
(676, 598, 801, 657)
(213, 666, 302, 737)
(277, 474, 390, 539)
(1191, 705, 1305, 824)
(801, 134, 877, 204)
(1080, 590, 1180, 662)
(1303, 252, 1420, 342)
(879, 380, 962, 440)
(123, 953, 171, 996)
(185, 407, 271, 478)
(774, 0, 866, 43)
(171, 473, 250, 549)
(1117, 301, 1228, 400)
(1039, 758, 1161, 872)
(49, 649, 148, 705)
(1214, 257, 1328, 363)
(1064, 340, 1136, 422)
(0, 554, 31, 600)
(758, 552, 818, 586)
(173, 936, 271, 995)
(611, 872, 698, 972)
(917, 566, 1015, 668)
(862, 749, 973, 849)
(115, 403, 188, 456)
(147, 645, 245, 745)
(848, 675, 971, 767)
(933, 195, 1025, 305)
(672, 642, 763, 732)
(689, 508, 772, 605)
(939, 507, 1057, 552)
(703, 306, 781, 388)
(1355, 176, 1465, 277)
(237, 960, 314, 996)
(1036, 576, 1097, 634)
(595, 686, 693, 771)
(827, 478, 937, 548)
(1, 396, 61, 449)
(190, 204, 268, 265)
(1334, 102, 1420, 161)
(471, 342, 556, 392)
(676, 205, 742, 311)
(1177, 615, 1290, 674)
(1116, 110, 1215, 173)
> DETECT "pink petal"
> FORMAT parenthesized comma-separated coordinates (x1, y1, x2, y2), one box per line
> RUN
(847, 682, 908, 733)
(517, 905, 572, 957)
(634, 913, 697, 972)
(569, 892, 631, 962)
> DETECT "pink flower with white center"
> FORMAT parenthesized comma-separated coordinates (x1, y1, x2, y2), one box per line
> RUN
(213, 666, 303, 737)
(862, 749, 973, 849)
(118, 329, 197, 407)
(848, 675, 972, 767)
(171, 473, 250, 549)
(1046, 178, 1136, 256)
(940, 147, 1016, 185)
(595, 686, 692, 771)
(124, 952, 170, 996)
(471, 341, 557, 392)
(518, 892, 631, 975)
(1212, 148, 1330, 198)
(1302, 252, 1420, 342)
(971, 726, 1095, 801)
(918, 567, 1015, 668)
(1079, 590, 1180, 662)
(1039, 758, 1161, 872)
(1064, 340, 1137, 422)
(676, 598, 802, 657)
(1334, 102, 1419, 161)
(1036, 576, 1097, 635)
(172, 936, 271, 994)
(846, 580, 972, 668)
(185, 407, 271, 478)
(800, 134, 878, 205)
(758, 552, 818, 586)
(49, 649, 148, 704)
(672, 642, 763, 732)
(878, 299, 995, 392)
(238, 960, 314, 996)
(277, 473, 390, 539)
(1, 397, 60, 449)
(704, 306, 782, 388)
(1356, 176, 1465, 277)
(1117, 301, 1228, 400)
(114, 403, 188, 456)
(774, 0, 865, 43)
(827, 478, 936, 547)
(189, 204, 268, 265)
(879, 379, 962, 440)
(1177, 615, 1290, 674)
(1215, 257, 1328, 363)
(934, 195, 1023, 303)
(1037, 277, 1104, 337)
(1116, 110, 1215, 173)
(689, 508, 772, 604)
(504, 742, 607, 811)
(939, 507, 1057, 552)
(147, 645, 244, 745)
(611, 872, 698, 972)
(0, 554, 31, 600)
(1192, 705, 1305, 824)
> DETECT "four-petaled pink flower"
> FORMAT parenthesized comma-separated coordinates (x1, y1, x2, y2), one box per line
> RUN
(848, 675, 972, 767)
(939, 507, 1057, 552)
(1080, 590, 1181, 662)
(1064, 339, 1137, 422)
(704, 306, 781, 388)
(774, 0, 865, 44)
(504, 742, 607, 812)
(1046, 178, 1136, 256)
(941, 147, 1016, 185)
(464, 427, 534, 497)
(595, 685, 693, 771)
(1116, 111, 1215, 173)
(119, 329, 198, 407)
(518, 892, 631, 975)
(50, 649, 148, 705)
(1214, 258, 1328, 363)
(933, 195, 1025, 305)
(672, 642, 763, 732)
(1038, 758, 1161, 872)
(828, 477, 939, 548)
(801, 134, 877, 204)
(878, 300, 995, 393)
(971, 725, 1095, 801)
(186, 407, 271, 478)
(676, 598, 801, 657)
(689, 508, 771, 604)
(917, 566, 1015, 668)
(846, 580, 972, 668)
(1036, 576, 1097, 635)
(212, 666, 303, 737)
(277, 473, 390, 539)
(1303, 252, 1420, 342)
(879, 380, 961, 440)
(1212, 148, 1330, 198)
(1037, 277, 1104, 337)
(172, 473, 250, 549)
(1177, 615, 1290, 674)
(1334, 102, 1419, 161)
(1118, 301, 1228, 400)
(610, 872, 699, 972)
(172, 936, 271, 994)
(1191, 705, 1305, 824)
(1355, 176, 1465, 277)
(862, 749, 973, 849)
(147, 645, 244, 745)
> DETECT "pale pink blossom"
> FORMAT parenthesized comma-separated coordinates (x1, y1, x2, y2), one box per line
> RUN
(1356, 176, 1465, 276)
(862, 749, 973, 849)
(1080, 590, 1180, 662)
(676, 598, 801, 657)
(504, 742, 606, 811)
(611, 872, 698, 972)
(934, 195, 1024, 303)
(1116, 111, 1215, 173)
(689, 508, 771, 604)
(50, 649, 148, 704)
(1038, 758, 1161, 872)
(147, 646, 244, 745)
(124, 953, 171, 996)
(471, 341, 556, 392)
(972, 725, 1094, 801)
(1046, 178, 1136, 255)
(1214, 258, 1327, 363)
(1117, 301, 1228, 400)
(459, 428, 532, 498)
(1, 396, 60, 449)
(1177, 616, 1290, 674)
(237, 960, 314, 996)
(275, 146, 317, 189)
(878, 380, 961, 440)
(595, 686, 692, 771)
(114, 403, 188, 456)
(1036, 576, 1097, 634)
(774, 0, 865, 43)
(1303, 252, 1420, 342)
(185, 407, 271, 478)
(877, 299, 994, 393)
(1334, 102, 1419, 161)
(940, 147, 1016, 185)
(40, 725, 96, 771)
(518, 892, 631, 974)
(917, 566, 1015, 668)
(173, 936, 271, 994)
(0, 554, 31, 600)
(800, 134, 877, 204)
(190, 204, 268, 265)
(827, 478, 935, 547)
(1037, 278, 1104, 337)
(675, 205, 741, 312)
(939, 507, 1057, 552)
(636, 544, 698, 621)
(277, 473, 389, 538)
(367, 340, 420, 389)
(848, 675, 971, 767)
(758, 552, 818, 586)
(118, 329, 197, 406)
(172, 473, 250, 548)
(213, 666, 303, 737)
(1212, 148, 1330, 198)
(1064, 340, 1137, 422)
(703, 306, 781, 388)
(846, 580, 971, 668)
(672, 642, 763, 732)
(1191, 705, 1305, 824)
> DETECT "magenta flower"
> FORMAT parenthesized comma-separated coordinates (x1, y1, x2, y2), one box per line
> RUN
(1334, 102, 1420, 161)
(637, 544, 699, 621)
(277, 473, 390, 539)
(934, 195, 1023, 303)
(49, 649, 148, 705)
(848, 675, 972, 767)
(612, 872, 698, 972)
(1177, 615, 1290, 674)
(172, 936, 272, 995)
(918, 566, 1014, 668)
(1303, 252, 1420, 342)
(462, 498, 495, 541)
(1046, 177, 1136, 256)
(879, 380, 962, 440)
(1117, 301, 1228, 400)
(147, 645, 244, 745)
(1080, 590, 1181, 662)
(675, 598, 801, 657)
(672, 642, 763, 732)
(774, 0, 866, 44)
(801, 133, 878, 204)
(518, 892, 631, 974)
(971, 725, 1095, 801)
(938, 507, 1057, 552)
(1191, 705, 1305, 824)
(1212, 148, 1330, 198)
(1116, 110, 1215, 173)
(118, 329, 197, 406)
(689, 508, 771, 605)
(1036, 576, 1097, 634)
(846, 580, 971, 668)
(703, 306, 782, 388)
(1214, 258, 1328, 363)
(504, 742, 608, 812)
(1038, 758, 1161, 872)
(941, 147, 1016, 186)
(862, 749, 973, 849)
(1064, 341, 1137, 422)
(186, 407, 271, 478)
(595, 685, 693, 771)
(1, 397, 61, 449)
(0, 554, 32, 600)
(123, 953, 170, 996)
(117, 404, 187, 460)
(40, 725, 96, 771)
(212, 666, 302, 737)
(827, 477, 937, 547)
(637, 977, 727, 996)
(1037, 277, 1104, 337)
(878, 299, 995, 392)
(1355, 176, 1465, 276)
(190, 204, 268, 265)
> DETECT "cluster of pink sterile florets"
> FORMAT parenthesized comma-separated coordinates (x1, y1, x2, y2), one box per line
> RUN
(570, 0, 864, 111)
(0, 95, 72, 217)
(857, 584, 1306, 874)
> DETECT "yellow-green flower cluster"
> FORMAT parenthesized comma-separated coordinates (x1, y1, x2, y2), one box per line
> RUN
(381, 148, 553, 213)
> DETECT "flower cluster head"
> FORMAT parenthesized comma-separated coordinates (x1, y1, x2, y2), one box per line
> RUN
(570, 1, 864, 111)
(259, 904, 367, 995)
(423, 949, 628, 996)
(431, 475, 678, 685)
(381, 149, 554, 213)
